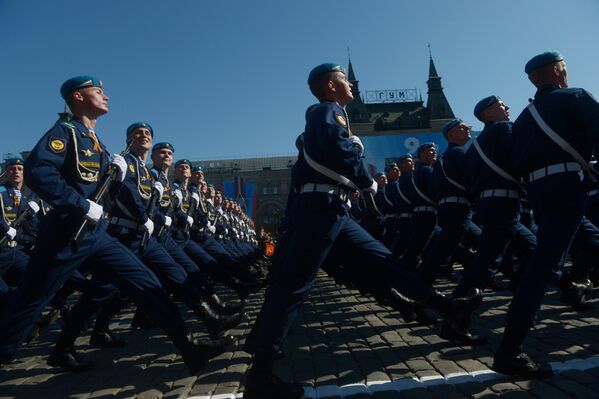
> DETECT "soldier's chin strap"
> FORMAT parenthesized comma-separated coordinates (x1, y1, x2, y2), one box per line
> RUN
(527, 102, 589, 173)
(302, 148, 358, 190)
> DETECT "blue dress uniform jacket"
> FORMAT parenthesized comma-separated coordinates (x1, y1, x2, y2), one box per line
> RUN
(0, 186, 29, 237)
(111, 153, 153, 224)
(465, 121, 519, 196)
(408, 161, 436, 208)
(433, 143, 468, 200)
(294, 101, 373, 189)
(150, 167, 172, 229)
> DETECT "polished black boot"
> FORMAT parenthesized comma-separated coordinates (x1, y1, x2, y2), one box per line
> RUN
(194, 301, 245, 339)
(386, 288, 418, 323)
(130, 307, 155, 330)
(89, 330, 127, 348)
(492, 324, 552, 379)
(244, 352, 303, 399)
(560, 278, 594, 310)
(427, 288, 486, 344)
(47, 330, 94, 372)
(209, 293, 245, 315)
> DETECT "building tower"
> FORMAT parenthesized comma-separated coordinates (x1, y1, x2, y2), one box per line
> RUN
(346, 53, 371, 123)
(426, 46, 455, 130)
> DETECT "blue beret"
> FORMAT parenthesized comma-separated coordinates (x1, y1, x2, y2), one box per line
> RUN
(397, 154, 413, 162)
(152, 142, 174, 153)
(374, 172, 386, 179)
(524, 51, 564, 74)
(126, 122, 153, 138)
(308, 63, 346, 85)
(417, 142, 436, 156)
(384, 162, 398, 172)
(473, 96, 500, 119)
(5, 157, 25, 166)
(175, 159, 192, 168)
(442, 118, 463, 137)
(192, 165, 203, 173)
(60, 76, 103, 100)
(208, 184, 214, 189)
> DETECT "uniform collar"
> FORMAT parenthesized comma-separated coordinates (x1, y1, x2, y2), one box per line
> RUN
(535, 84, 560, 99)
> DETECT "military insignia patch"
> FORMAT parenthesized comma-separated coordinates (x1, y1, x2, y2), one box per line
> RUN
(335, 114, 347, 127)
(128, 164, 135, 173)
(80, 149, 93, 157)
(49, 137, 66, 153)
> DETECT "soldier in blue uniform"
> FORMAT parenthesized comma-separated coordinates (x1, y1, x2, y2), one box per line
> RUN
(0, 77, 220, 374)
(0, 157, 40, 298)
(390, 154, 415, 256)
(496, 52, 599, 378)
(380, 163, 402, 247)
(399, 143, 438, 269)
(243, 63, 481, 398)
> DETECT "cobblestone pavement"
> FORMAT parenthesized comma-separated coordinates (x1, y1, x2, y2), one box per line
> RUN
(2, 269, 599, 399)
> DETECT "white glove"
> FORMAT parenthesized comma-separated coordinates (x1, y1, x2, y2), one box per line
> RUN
(208, 225, 216, 234)
(365, 180, 378, 196)
(164, 216, 172, 227)
(174, 189, 183, 204)
(153, 181, 164, 198)
(224, 227, 229, 234)
(110, 154, 127, 182)
(6, 227, 16, 240)
(191, 192, 200, 205)
(143, 218, 154, 235)
(348, 135, 364, 155)
(28, 201, 40, 214)
(186, 215, 194, 227)
(84, 199, 103, 223)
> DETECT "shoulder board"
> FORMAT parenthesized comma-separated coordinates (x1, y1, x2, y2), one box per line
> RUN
(62, 122, 76, 129)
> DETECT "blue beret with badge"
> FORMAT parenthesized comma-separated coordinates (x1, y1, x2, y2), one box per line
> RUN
(524, 51, 564, 74)
(152, 142, 175, 153)
(175, 159, 192, 168)
(126, 122, 154, 138)
(417, 142, 436, 157)
(308, 63, 346, 85)
(5, 157, 25, 166)
(60, 76, 103, 101)
(442, 118, 463, 137)
(397, 153, 413, 162)
(384, 162, 398, 172)
(192, 165, 203, 173)
(473, 95, 500, 120)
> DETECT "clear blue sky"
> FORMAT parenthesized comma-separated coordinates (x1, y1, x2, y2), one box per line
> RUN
(1, 0, 598, 161)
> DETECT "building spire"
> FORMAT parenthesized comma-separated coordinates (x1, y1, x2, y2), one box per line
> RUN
(426, 48, 454, 122)
(345, 55, 370, 123)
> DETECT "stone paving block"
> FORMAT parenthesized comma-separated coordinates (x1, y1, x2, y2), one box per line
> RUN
(372, 391, 400, 399)
(136, 389, 164, 399)
(400, 387, 434, 399)
(427, 383, 466, 399)
(560, 369, 598, 384)
(547, 377, 599, 399)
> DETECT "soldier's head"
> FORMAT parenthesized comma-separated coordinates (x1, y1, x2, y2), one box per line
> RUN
(417, 143, 437, 165)
(60, 76, 108, 118)
(199, 180, 208, 195)
(174, 159, 192, 181)
(214, 191, 222, 205)
(208, 185, 216, 199)
(397, 154, 415, 173)
(4, 157, 25, 189)
(151, 142, 174, 170)
(525, 51, 568, 88)
(374, 172, 387, 188)
(474, 95, 510, 123)
(384, 163, 400, 182)
(126, 122, 153, 156)
(442, 119, 471, 146)
(191, 165, 204, 184)
(308, 63, 353, 105)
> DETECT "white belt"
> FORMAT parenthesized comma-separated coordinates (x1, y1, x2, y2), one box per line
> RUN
(480, 189, 519, 199)
(528, 162, 581, 183)
(398, 212, 411, 219)
(413, 205, 436, 213)
(588, 189, 599, 197)
(110, 217, 143, 231)
(521, 209, 533, 215)
(438, 196, 470, 205)
(300, 183, 349, 201)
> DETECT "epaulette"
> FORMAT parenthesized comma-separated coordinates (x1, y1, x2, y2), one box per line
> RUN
(0, 186, 6, 194)
(62, 122, 76, 129)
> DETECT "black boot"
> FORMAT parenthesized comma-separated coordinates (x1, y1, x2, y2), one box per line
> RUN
(386, 288, 418, 323)
(428, 288, 487, 344)
(89, 330, 127, 348)
(47, 330, 94, 372)
(194, 301, 246, 339)
(130, 308, 155, 330)
(168, 330, 231, 374)
(560, 278, 594, 310)
(209, 293, 245, 315)
(244, 352, 303, 399)
(492, 324, 552, 379)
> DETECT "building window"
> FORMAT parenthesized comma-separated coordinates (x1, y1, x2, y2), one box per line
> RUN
(273, 186, 278, 195)
(262, 187, 268, 195)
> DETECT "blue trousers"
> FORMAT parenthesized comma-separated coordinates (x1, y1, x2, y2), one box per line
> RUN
(0, 219, 182, 362)
(506, 173, 584, 330)
(391, 217, 412, 257)
(400, 210, 437, 269)
(453, 198, 537, 297)
(0, 247, 29, 298)
(566, 216, 599, 282)
(252, 193, 430, 354)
